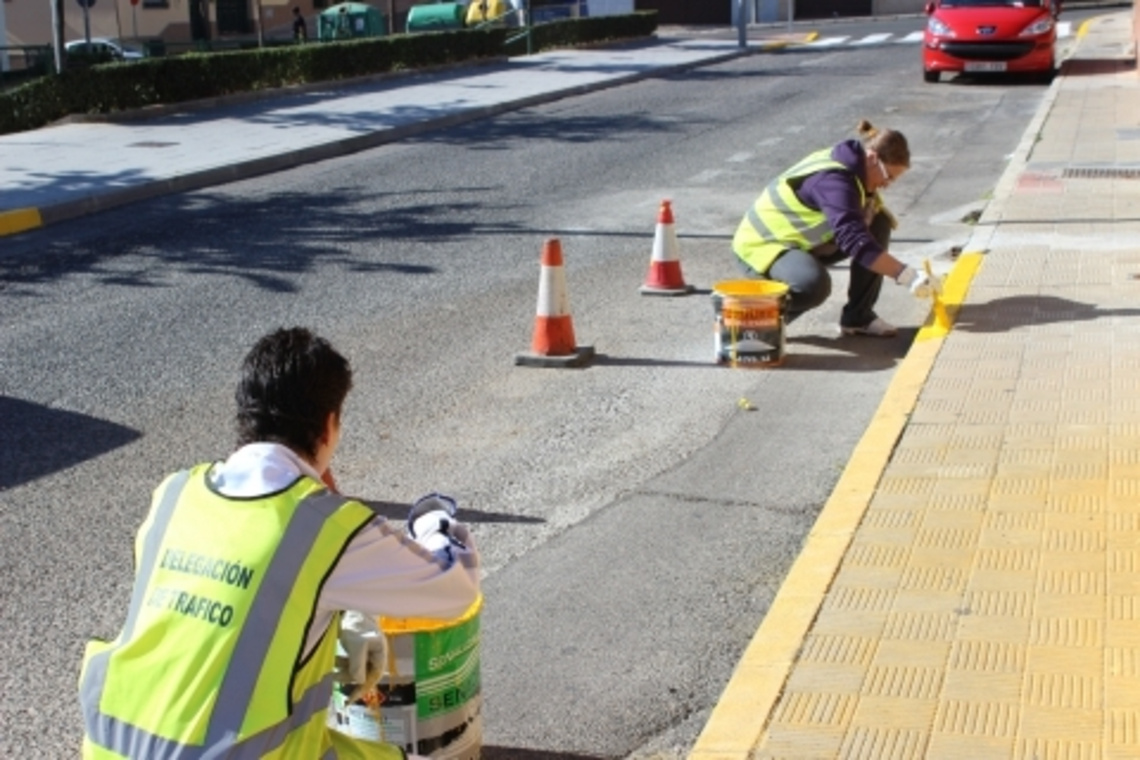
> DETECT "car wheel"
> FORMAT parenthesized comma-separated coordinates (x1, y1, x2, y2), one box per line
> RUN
(923, 70, 939, 83)
(1038, 68, 1055, 85)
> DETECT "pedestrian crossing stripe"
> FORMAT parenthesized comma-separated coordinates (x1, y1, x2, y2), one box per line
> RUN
(802, 25, 1072, 48)
(851, 32, 892, 45)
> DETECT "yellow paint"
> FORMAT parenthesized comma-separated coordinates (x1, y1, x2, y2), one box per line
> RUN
(916, 251, 984, 341)
(0, 208, 43, 237)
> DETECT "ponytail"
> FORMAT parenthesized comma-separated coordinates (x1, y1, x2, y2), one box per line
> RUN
(856, 119, 910, 168)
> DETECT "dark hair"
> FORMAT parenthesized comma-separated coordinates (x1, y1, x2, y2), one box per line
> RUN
(235, 327, 353, 460)
(857, 119, 910, 168)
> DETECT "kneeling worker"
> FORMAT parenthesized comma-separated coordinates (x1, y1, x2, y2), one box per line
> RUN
(733, 119, 941, 337)
(78, 327, 480, 759)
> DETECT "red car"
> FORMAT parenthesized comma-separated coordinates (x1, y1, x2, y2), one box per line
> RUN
(923, 0, 1061, 83)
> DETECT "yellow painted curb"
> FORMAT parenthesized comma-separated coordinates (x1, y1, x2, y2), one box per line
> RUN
(0, 208, 44, 237)
(916, 251, 983, 341)
(688, 252, 985, 760)
(760, 32, 818, 51)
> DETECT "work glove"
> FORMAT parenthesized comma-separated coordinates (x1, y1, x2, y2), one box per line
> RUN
(407, 492, 470, 568)
(336, 610, 387, 697)
(896, 265, 943, 299)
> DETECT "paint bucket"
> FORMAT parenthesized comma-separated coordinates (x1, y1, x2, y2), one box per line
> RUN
(711, 280, 788, 368)
(329, 595, 483, 759)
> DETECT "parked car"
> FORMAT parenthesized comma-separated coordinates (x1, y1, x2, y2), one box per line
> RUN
(65, 38, 145, 62)
(922, 0, 1060, 83)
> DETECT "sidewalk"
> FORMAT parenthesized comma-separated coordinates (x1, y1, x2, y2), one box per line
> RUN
(0, 33, 808, 238)
(690, 11, 1140, 760)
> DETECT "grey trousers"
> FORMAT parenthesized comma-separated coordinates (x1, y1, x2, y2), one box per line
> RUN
(740, 212, 892, 329)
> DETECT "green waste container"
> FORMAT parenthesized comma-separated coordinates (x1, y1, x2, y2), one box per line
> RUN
(406, 3, 467, 33)
(318, 2, 387, 40)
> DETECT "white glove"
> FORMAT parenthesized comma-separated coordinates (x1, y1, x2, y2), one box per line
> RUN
(407, 492, 469, 567)
(896, 265, 943, 299)
(337, 610, 387, 691)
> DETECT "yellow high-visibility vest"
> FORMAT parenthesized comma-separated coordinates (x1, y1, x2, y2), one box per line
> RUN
(79, 465, 404, 760)
(733, 148, 867, 275)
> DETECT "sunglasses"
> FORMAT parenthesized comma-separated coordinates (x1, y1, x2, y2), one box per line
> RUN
(873, 154, 902, 187)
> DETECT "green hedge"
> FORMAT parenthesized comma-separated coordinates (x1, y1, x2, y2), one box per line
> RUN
(0, 12, 658, 136)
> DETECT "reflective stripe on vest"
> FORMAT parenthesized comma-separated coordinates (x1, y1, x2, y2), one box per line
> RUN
(733, 149, 867, 274)
(80, 471, 368, 759)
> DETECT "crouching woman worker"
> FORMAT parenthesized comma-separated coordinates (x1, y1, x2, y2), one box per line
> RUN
(733, 120, 940, 337)
(78, 327, 480, 760)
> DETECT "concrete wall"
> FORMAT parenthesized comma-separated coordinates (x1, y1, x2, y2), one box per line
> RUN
(873, 0, 928, 15)
(746, 0, 926, 23)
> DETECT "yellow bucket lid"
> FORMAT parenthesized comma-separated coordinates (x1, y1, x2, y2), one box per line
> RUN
(379, 593, 483, 634)
(713, 279, 788, 298)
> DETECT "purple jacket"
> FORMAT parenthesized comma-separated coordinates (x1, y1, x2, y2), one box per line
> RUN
(794, 139, 884, 268)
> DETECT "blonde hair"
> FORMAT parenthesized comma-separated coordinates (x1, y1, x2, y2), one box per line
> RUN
(857, 119, 910, 168)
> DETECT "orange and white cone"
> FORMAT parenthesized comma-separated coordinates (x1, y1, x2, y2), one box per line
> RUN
(514, 239, 595, 368)
(639, 200, 693, 296)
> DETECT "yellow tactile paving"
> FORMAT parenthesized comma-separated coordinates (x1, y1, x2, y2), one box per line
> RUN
(745, 241, 1139, 756)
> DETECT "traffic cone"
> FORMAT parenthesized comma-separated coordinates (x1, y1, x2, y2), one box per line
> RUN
(514, 239, 595, 368)
(639, 200, 693, 296)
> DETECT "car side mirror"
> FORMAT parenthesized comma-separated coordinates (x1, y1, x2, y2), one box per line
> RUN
(924, 1, 935, 15)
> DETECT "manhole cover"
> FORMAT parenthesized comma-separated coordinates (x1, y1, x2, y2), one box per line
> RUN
(128, 141, 179, 148)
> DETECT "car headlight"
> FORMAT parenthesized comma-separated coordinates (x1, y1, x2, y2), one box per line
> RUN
(927, 17, 954, 37)
(1020, 18, 1054, 36)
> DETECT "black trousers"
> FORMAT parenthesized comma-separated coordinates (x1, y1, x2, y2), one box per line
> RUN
(741, 212, 892, 329)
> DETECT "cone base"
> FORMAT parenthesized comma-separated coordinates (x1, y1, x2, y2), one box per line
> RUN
(639, 283, 695, 296)
(514, 345, 596, 368)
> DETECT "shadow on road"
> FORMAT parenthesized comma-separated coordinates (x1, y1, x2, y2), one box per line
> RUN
(0, 396, 141, 491)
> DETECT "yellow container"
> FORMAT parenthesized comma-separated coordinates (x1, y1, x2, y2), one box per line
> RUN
(465, 0, 508, 26)
(330, 596, 483, 760)
(712, 280, 788, 368)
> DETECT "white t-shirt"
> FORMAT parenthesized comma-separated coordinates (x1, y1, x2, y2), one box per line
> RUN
(208, 442, 481, 655)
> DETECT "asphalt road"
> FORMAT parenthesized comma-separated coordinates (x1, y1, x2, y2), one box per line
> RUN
(0, 23, 1053, 758)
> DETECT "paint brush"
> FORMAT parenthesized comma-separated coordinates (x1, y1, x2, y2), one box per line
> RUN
(924, 258, 951, 330)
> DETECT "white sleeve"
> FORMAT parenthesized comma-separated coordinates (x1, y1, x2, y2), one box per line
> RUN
(320, 516, 481, 622)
